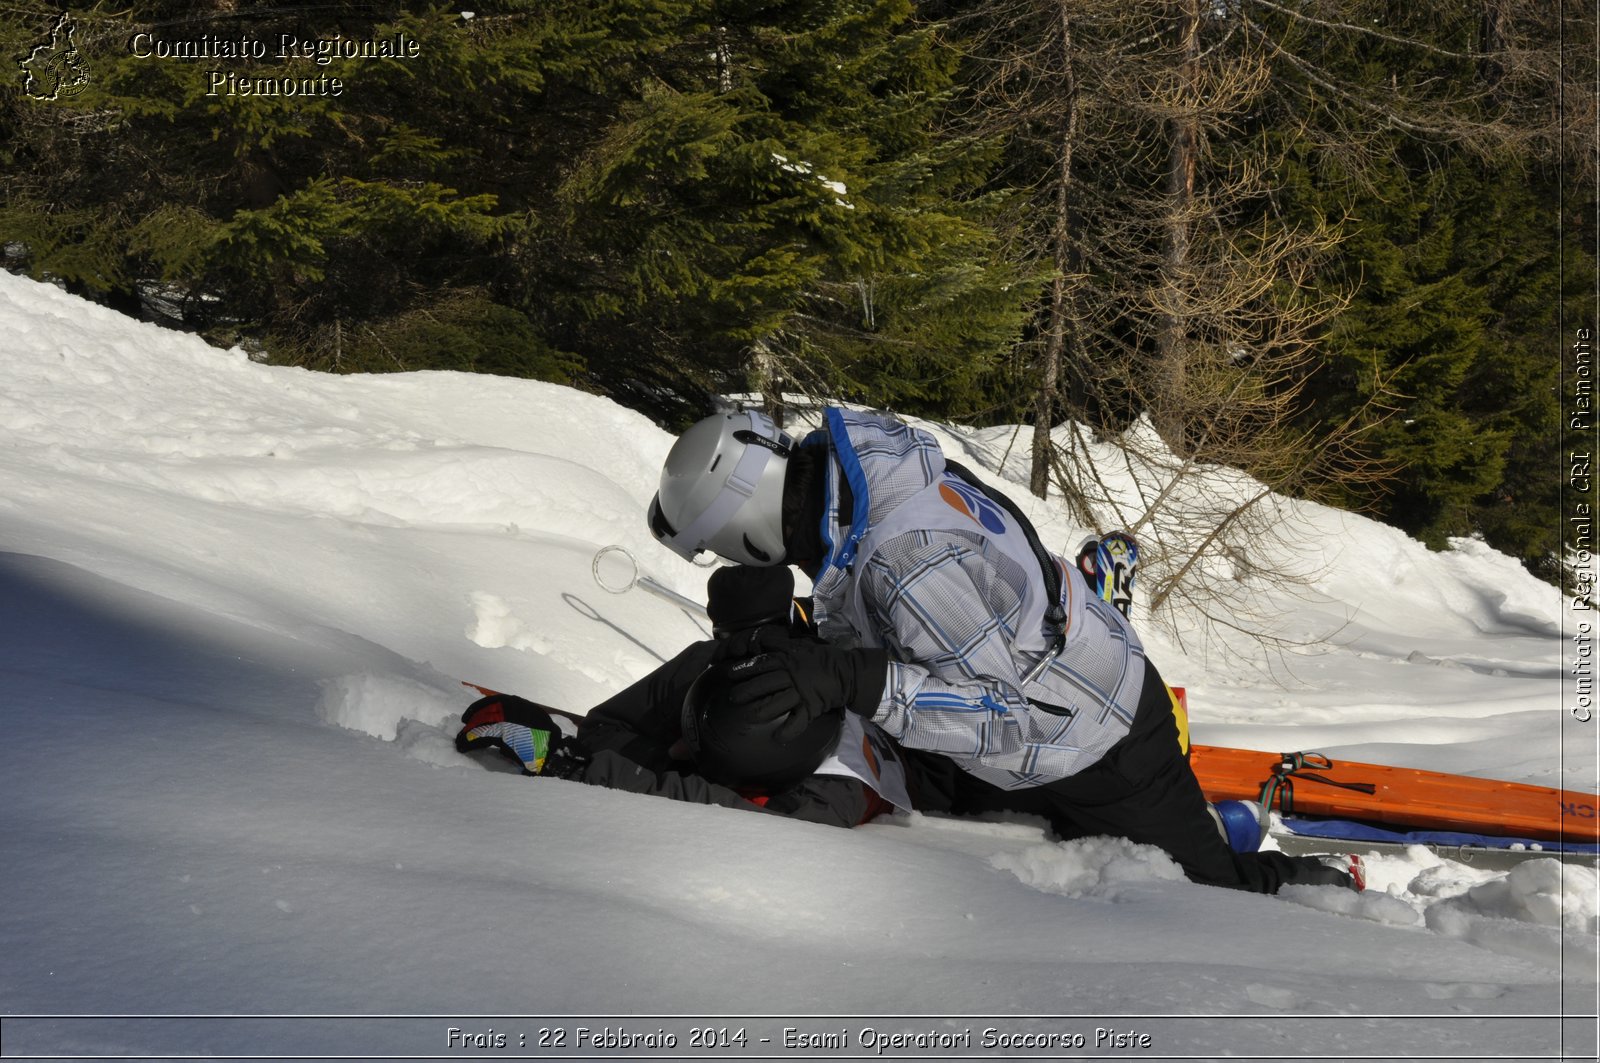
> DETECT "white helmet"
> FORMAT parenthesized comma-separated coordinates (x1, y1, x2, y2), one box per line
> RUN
(648, 410, 794, 566)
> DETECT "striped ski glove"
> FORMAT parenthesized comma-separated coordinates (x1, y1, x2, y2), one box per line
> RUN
(456, 694, 588, 779)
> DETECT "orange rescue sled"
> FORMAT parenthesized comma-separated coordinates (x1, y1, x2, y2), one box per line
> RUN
(1190, 744, 1600, 844)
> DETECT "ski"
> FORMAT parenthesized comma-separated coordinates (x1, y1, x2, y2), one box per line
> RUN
(1266, 826, 1598, 870)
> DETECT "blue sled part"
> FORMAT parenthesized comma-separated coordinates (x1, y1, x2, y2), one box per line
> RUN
(1279, 816, 1600, 856)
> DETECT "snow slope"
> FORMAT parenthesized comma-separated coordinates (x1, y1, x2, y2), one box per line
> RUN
(0, 270, 1595, 1061)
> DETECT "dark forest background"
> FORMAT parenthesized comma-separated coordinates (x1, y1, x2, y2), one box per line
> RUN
(3, 0, 1594, 586)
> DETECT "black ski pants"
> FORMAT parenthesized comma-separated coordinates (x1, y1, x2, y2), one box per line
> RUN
(899, 658, 1352, 894)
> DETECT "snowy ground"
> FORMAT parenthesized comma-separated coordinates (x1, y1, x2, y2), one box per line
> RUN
(1, 269, 1596, 1061)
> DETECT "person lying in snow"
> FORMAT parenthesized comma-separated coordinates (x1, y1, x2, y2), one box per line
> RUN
(643, 407, 1361, 895)
(456, 564, 911, 828)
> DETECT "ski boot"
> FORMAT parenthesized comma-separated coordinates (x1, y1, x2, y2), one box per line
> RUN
(1075, 530, 1139, 618)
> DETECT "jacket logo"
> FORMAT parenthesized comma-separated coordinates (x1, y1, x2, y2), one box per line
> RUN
(939, 479, 1007, 534)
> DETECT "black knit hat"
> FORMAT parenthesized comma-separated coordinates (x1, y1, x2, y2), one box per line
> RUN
(706, 564, 794, 637)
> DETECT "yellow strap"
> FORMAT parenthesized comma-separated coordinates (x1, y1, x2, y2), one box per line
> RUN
(1168, 684, 1191, 756)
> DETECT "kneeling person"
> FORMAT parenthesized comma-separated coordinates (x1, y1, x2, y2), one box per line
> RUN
(647, 407, 1359, 894)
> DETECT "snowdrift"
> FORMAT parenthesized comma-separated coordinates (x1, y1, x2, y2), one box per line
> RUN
(1, 271, 1594, 1060)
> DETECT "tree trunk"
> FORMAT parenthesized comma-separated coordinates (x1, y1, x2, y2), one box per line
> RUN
(1031, 0, 1081, 499)
(1157, 0, 1201, 447)
(1477, 0, 1506, 93)
(751, 339, 784, 428)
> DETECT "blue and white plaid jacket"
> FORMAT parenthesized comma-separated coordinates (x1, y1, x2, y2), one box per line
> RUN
(805, 409, 1146, 790)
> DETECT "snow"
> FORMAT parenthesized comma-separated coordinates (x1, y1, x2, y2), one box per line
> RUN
(0, 269, 1596, 1060)
(771, 152, 855, 210)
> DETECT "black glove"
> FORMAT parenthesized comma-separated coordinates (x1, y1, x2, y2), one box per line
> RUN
(720, 628, 888, 743)
(540, 738, 592, 782)
(456, 693, 590, 778)
(706, 564, 795, 637)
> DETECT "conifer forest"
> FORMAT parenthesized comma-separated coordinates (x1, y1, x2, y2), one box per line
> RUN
(2, 1, 1594, 587)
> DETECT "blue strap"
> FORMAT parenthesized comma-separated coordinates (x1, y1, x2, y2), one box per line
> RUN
(817, 407, 874, 580)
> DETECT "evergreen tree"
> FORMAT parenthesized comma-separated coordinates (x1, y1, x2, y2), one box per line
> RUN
(1, 1, 605, 377)
(1253, 0, 1575, 572)
(1455, 163, 1571, 578)
(1312, 155, 1511, 548)
(532, 0, 1032, 424)
(3, 0, 1028, 425)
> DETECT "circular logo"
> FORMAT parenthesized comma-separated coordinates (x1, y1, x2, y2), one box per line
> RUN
(939, 480, 1008, 535)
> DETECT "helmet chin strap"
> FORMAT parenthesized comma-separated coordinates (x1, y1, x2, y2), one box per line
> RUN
(663, 410, 782, 561)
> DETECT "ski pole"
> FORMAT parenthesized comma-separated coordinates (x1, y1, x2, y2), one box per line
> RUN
(591, 544, 710, 618)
